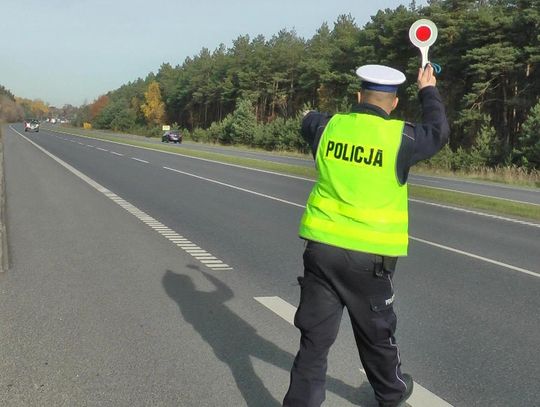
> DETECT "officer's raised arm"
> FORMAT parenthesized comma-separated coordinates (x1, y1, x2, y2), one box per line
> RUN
(409, 64, 450, 166)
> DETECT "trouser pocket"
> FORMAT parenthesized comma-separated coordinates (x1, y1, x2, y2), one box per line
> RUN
(369, 296, 397, 341)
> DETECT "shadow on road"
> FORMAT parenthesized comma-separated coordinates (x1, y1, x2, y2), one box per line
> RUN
(162, 267, 376, 407)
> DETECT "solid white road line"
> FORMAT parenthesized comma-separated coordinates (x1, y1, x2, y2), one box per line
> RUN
(410, 237, 540, 278)
(410, 198, 540, 228)
(131, 157, 149, 164)
(164, 163, 537, 229)
(163, 166, 305, 208)
(411, 175, 539, 199)
(162, 164, 538, 278)
(256, 295, 454, 407)
(10, 126, 233, 271)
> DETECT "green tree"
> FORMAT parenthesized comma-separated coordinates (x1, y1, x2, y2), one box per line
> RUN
(470, 114, 500, 166)
(516, 99, 540, 168)
(223, 98, 257, 145)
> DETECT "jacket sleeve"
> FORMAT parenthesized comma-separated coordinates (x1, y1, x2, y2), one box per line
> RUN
(411, 86, 450, 165)
(396, 86, 450, 183)
(301, 112, 332, 158)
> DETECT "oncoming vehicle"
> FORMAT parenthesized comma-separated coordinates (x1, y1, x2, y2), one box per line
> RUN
(24, 119, 40, 132)
(162, 131, 182, 144)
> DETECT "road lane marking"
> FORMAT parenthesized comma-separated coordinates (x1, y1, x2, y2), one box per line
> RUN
(44, 127, 539, 207)
(161, 163, 538, 277)
(410, 237, 540, 278)
(409, 199, 539, 228)
(404, 381, 454, 407)
(255, 296, 296, 325)
(256, 296, 454, 407)
(10, 126, 233, 272)
(20, 125, 537, 277)
(86, 145, 94, 147)
(44, 126, 315, 182)
(410, 173, 540, 192)
(131, 157, 149, 164)
(163, 163, 537, 277)
(161, 167, 537, 228)
(163, 166, 305, 208)
(207, 264, 232, 270)
(410, 185, 540, 207)
(409, 178, 443, 184)
(110, 151, 124, 156)
(96, 147, 108, 152)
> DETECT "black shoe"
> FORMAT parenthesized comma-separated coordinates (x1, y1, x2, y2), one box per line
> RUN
(379, 373, 414, 407)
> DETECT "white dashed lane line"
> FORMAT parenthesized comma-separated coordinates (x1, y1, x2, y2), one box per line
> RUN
(254, 297, 296, 325)
(110, 151, 124, 156)
(132, 157, 149, 164)
(96, 147, 108, 152)
(101, 191, 233, 270)
(11, 126, 233, 271)
(255, 296, 454, 407)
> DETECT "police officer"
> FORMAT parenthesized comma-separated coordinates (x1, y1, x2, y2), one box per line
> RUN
(283, 64, 450, 407)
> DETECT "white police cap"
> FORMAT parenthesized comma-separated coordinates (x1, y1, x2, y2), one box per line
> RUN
(356, 64, 406, 93)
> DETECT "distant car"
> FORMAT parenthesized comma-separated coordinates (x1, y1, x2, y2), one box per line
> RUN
(24, 119, 40, 132)
(162, 131, 182, 144)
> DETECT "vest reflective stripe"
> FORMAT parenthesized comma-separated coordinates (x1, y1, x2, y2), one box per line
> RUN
(299, 113, 409, 256)
(306, 217, 409, 247)
(307, 194, 408, 224)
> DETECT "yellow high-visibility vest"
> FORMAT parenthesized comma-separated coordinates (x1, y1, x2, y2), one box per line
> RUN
(299, 113, 409, 256)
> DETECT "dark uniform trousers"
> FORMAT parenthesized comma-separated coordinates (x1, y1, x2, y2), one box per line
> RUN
(283, 241, 407, 407)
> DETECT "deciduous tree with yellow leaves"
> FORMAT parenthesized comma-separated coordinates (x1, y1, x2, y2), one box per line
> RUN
(141, 81, 165, 126)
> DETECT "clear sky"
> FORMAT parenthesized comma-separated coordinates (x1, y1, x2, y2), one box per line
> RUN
(1, 0, 426, 107)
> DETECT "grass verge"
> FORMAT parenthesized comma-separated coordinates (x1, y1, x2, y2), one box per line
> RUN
(409, 185, 539, 221)
(47, 126, 539, 222)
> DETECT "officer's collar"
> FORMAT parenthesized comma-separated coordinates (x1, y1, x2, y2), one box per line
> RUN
(352, 103, 391, 119)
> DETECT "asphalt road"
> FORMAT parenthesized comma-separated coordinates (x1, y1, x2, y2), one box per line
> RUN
(44, 124, 540, 206)
(2, 123, 539, 406)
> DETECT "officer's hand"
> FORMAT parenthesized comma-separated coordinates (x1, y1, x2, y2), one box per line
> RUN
(417, 64, 436, 90)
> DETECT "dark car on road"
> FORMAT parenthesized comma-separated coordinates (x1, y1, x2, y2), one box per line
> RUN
(162, 131, 182, 144)
(24, 119, 40, 132)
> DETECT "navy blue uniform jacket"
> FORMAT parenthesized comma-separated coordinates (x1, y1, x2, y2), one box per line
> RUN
(302, 86, 450, 184)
